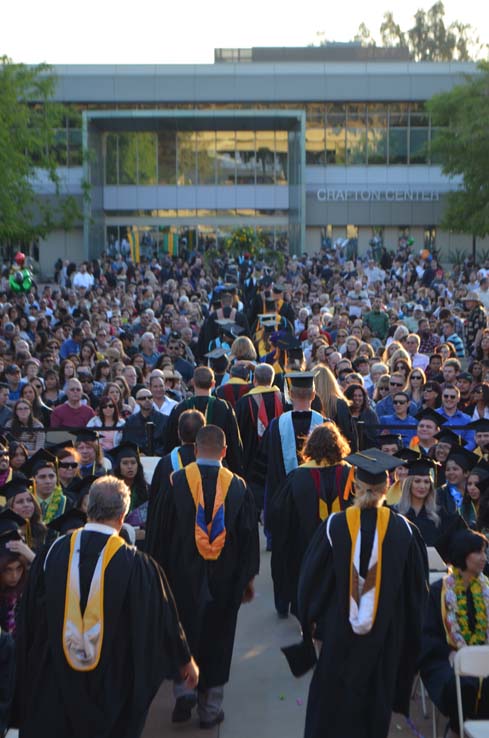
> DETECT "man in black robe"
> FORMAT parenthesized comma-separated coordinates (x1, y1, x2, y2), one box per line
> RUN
(235, 363, 285, 511)
(165, 366, 244, 475)
(147, 425, 259, 729)
(15, 475, 198, 738)
(215, 363, 253, 409)
(146, 408, 205, 551)
(286, 449, 428, 738)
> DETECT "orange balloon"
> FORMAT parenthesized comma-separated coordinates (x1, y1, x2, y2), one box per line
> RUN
(421, 249, 430, 260)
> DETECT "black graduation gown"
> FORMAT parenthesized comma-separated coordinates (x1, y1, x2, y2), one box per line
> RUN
(270, 463, 353, 616)
(15, 530, 191, 738)
(147, 464, 259, 689)
(261, 410, 326, 529)
(215, 380, 253, 409)
(146, 444, 196, 552)
(235, 389, 286, 486)
(400, 505, 467, 562)
(296, 508, 428, 738)
(165, 396, 244, 475)
(419, 579, 489, 730)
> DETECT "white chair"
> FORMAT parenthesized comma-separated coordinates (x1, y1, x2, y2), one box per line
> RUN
(454, 645, 489, 738)
(427, 546, 448, 585)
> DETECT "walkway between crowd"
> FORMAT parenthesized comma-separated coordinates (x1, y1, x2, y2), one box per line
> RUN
(142, 537, 427, 738)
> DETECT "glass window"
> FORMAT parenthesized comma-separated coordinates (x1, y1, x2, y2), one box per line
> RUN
(177, 132, 197, 185)
(157, 131, 176, 184)
(53, 129, 67, 166)
(275, 131, 288, 183)
(236, 131, 255, 184)
(326, 106, 346, 164)
(196, 131, 216, 185)
(367, 108, 387, 165)
(346, 119, 366, 164)
(429, 128, 444, 164)
(306, 127, 326, 166)
(216, 131, 236, 185)
(68, 129, 82, 167)
(137, 133, 157, 185)
(106, 134, 118, 184)
(256, 131, 275, 183)
(410, 128, 429, 164)
(389, 128, 408, 165)
(118, 133, 137, 185)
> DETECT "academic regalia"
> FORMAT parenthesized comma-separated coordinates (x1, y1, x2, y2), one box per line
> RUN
(15, 527, 192, 738)
(261, 409, 326, 530)
(400, 505, 467, 561)
(270, 462, 354, 616)
(420, 578, 489, 731)
(235, 387, 285, 489)
(145, 444, 196, 552)
(146, 462, 259, 690)
(215, 378, 253, 409)
(165, 396, 244, 475)
(294, 506, 428, 738)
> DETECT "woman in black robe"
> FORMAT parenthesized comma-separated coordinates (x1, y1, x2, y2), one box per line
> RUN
(419, 529, 489, 737)
(287, 449, 428, 738)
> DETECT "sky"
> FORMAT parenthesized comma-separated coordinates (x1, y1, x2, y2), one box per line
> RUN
(2, 0, 488, 65)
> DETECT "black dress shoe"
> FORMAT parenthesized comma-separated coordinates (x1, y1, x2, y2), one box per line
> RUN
(199, 710, 225, 730)
(172, 694, 197, 723)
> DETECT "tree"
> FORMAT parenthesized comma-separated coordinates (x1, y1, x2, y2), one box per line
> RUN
(0, 56, 82, 246)
(352, 2, 483, 61)
(353, 23, 376, 48)
(427, 61, 489, 238)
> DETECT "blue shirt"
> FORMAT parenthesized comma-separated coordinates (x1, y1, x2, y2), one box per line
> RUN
(375, 395, 418, 418)
(379, 414, 417, 445)
(435, 408, 475, 449)
(60, 338, 81, 360)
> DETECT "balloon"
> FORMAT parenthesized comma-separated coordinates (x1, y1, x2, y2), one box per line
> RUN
(14, 252, 26, 265)
(420, 249, 430, 260)
(9, 269, 32, 293)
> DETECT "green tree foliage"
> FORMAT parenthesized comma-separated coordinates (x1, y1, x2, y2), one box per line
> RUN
(0, 56, 81, 245)
(354, 2, 483, 61)
(427, 61, 489, 238)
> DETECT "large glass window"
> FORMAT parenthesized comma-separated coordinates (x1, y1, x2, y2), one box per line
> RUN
(68, 129, 83, 166)
(388, 106, 409, 165)
(216, 131, 236, 184)
(235, 131, 255, 184)
(367, 107, 387, 164)
(326, 105, 346, 164)
(196, 131, 216, 185)
(275, 131, 288, 183)
(346, 105, 366, 165)
(137, 133, 157, 184)
(106, 134, 118, 184)
(118, 133, 137, 185)
(177, 132, 197, 185)
(256, 131, 275, 183)
(157, 131, 177, 184)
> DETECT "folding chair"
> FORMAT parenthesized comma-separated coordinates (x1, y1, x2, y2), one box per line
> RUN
(427, 546, 447, 585)
(454, 645, 489, 738)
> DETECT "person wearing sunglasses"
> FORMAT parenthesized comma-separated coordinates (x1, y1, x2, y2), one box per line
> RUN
(55, 446, 82, 502)
(437, 384, 475, 449)
(379, 391, 417, 446)
(87, 396, 125, 452)
(374, 372, 418, 418)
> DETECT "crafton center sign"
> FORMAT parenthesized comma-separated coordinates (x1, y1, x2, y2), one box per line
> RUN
(312, 189, 441, 202)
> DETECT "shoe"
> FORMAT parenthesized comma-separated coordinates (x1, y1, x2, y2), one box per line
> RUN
(172, 694, 197, 723)
(200, 710, 225, 730)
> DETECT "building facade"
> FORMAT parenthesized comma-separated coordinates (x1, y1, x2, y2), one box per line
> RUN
(35, 50, 483, 273)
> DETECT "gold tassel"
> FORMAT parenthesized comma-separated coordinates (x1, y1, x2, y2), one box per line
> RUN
(25, 519, 32, 548)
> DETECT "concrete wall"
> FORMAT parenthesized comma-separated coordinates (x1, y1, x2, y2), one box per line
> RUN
(38, 229, 84, 279)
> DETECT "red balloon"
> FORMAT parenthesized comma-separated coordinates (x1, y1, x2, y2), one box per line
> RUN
(14, 252, 26, 265)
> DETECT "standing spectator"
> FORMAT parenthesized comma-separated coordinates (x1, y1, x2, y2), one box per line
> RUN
(71, 261, 94, 291)
(464, 291, 487, 356)
(343, 383, 379, 449)
(363, 298, 389, 341)
(121, 388, 169, 456)
(50, 379, 96, 429)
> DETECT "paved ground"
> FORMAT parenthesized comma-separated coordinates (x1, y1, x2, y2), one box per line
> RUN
(142, 537, 437, 738)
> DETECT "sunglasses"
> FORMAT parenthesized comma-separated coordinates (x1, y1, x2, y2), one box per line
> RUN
(443, 394, 457, 399)
(378, 386, 389, 391)
(411, 375, 422, 380)
(103, 403, 115, 409)
(423, 386, 434, 391)
(59, 462, 78, 469)
(390, 382, 404, 387)
(393, 399, 407, 405)
(137, 395, 153, 401)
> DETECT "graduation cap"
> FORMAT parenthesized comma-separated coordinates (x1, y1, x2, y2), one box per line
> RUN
(275, 333, 301, 352)
(47, 508, 87, 536)
(378, 433, 403, 450)
(0, 509, 25, 545)
(415, 408, 446, 427)
(272, 284, 285, 294)
(285, 371, 316, 389)
(281, 637, 317, 678)
(446, 447, 479, 472)
(21, 448, 57, 479)
(215, 320, 244, 338)
(258, 313, 277, 324)
(406, 456, 441, 477)
(345, 448, 405, 485)
(264, 298, 277, 311)
(204, 347, 230, 361)
(3, 475, 32, 501)
(466, 419, 489, 434)
(74, 429, 101, 444)
(394, 448, 421, 463)
(0, 435, 9, 451)
(106, 442, 141, 467)
(471, 459, 489, 481)
(433, 428, 467, 448)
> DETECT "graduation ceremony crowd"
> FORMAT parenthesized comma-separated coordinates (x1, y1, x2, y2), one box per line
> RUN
(1, 238, 489, 737)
